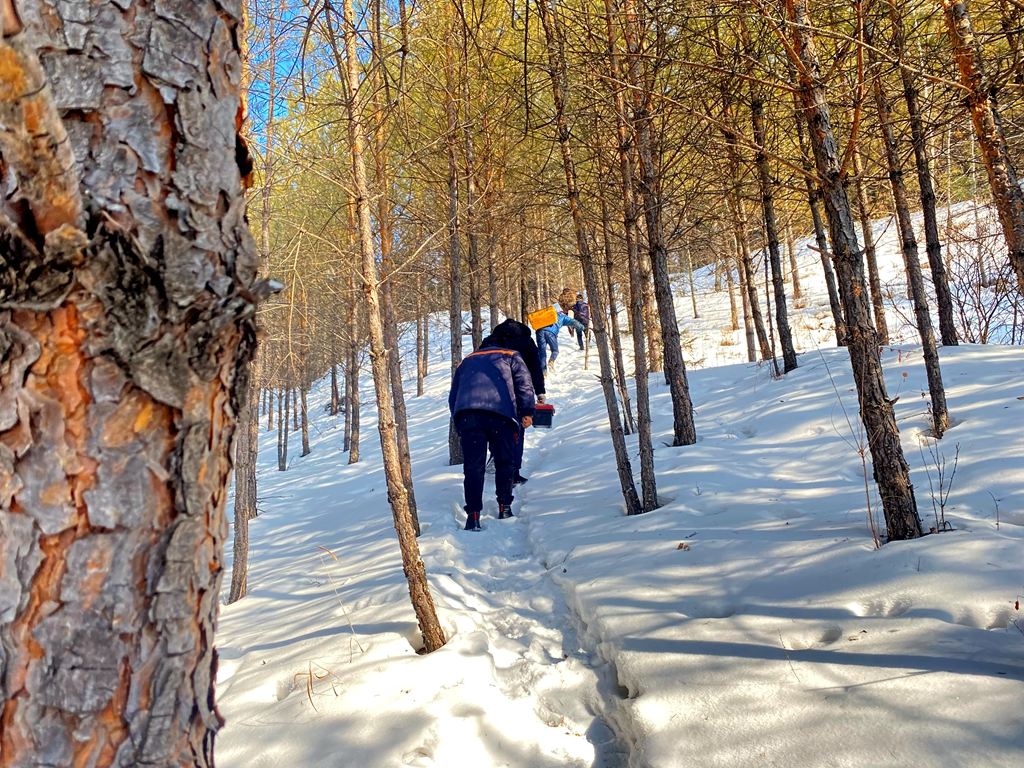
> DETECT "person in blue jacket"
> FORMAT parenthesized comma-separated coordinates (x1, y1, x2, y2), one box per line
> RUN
(535, 308, 584, 373)
(449, 346, 536, 530)
(480, 319, 545, 487)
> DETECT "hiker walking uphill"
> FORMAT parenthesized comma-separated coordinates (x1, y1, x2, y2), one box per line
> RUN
(535, 310, 584, 374)
(449, 345, 536, 531)
(481, 320, 545, 487)
(570, 293, 590, 349)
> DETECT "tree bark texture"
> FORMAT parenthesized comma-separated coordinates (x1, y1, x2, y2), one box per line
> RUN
(603, 0, 656, 509)
(229, 374, 260, 604)
(786, 0, 922, 541)
(277, 388, 288, 471)
(941, 0, 1024, 294)
(339, 0, 444, 652)
(788, 57, 847, 345)
(868, 38, 950, 437)
(621, 0, 697, 446)
(750, 88, 797, 372)
(538, 0, 642, 516)
(299, 386, 310, 456)
(851, 144, 889, 344)
(785, 221, 803, 300)
(0, 1, 261, 764)
(890, 7, 957, 347)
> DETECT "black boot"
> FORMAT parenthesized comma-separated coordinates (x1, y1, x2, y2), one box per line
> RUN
(465, 510, 481, 531)
(498, 504, 514, 520)
(513, 473, 528, 487)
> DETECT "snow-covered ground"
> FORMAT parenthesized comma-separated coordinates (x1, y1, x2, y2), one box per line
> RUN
(215, 209, 1024, 767)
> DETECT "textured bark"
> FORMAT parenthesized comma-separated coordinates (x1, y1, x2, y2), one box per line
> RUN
(416, 275, 425, 398)
(868, 33, 950, 437)
(726, 252, 740, 332)
(462, 70, 484, 352)
(331, 364, 340, 415)
(598, 176, 636, 436)
(603, 0, 656, 510)
(371, 54, 419, 536)
(788, 59, 847, 345)
(786, 0, 921, 541)
(685, 240, 699, 319)
(338, 0, 444, 653)
(0, 1, 260, 764)
(750, 87, 797, 373)
(730, 194, 775, 369)
(538, 0, 642, 516)
(229, 378, 260, 603)
(890, 8, 957, 347)
(851, 144, 889, 344)
(347, 341, 361, 465)
(621, 0, 696, 446)
(941, 0, 1024, 295)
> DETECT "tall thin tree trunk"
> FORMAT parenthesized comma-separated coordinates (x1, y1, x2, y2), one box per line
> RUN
(538, 0, 642, 516)
(603, 0, 657, 509)
(868, 30, 950, 437)
(278, 388, 289, 471)
(300, 386, 311, 456)
(338, 0, 444, 652)
(788, 59, 847, 344)
(785, 220, 803, 301)
(416, 275, 426, 397)
(461, 56, 484, 350)
(749, 66, 797, 372)
(331, 363, 340, 415)
(731, 195, 774, 368)
(370, 23, 420, 535)
(892, 7, 957, 345)
(268, 387, 275, 431)
(621, 0, 696, 445)
(685, 239, 699, 318)
(348, 342, 361, 464)
(445, 35, 464, 466)
(599, 172, 636, 434)
(941, 0, 1024, 294)
(230, 375, 260, 604)
(852, 143, 890, 344)
(786, 0, 921, 541)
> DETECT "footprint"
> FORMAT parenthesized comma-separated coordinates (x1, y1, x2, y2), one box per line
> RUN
(402, 747, 434, 766)
(691, 602, 737, 619)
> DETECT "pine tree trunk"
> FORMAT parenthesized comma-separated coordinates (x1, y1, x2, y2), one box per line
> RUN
(268, 388, 275, 432)
(786, 0, 921, 541)
(599, 176, 636, 435)
(348, 341, 361, 464)
(416, 276, 426, 398)
(731, 197, 774, 367)
(300, 386, 311, 456)
(278, 388, 289, 471)
(785, 221, 803, 301)
(338, 0, 444, 652)
(685, 240, 699, 319)
(230, 373, 260, 603)
(788, 58, 847, 345)
(0, 2, 259, 760)
(941, 0, 1024, 294)
(462, 67, 484, 351)
(851, 144, 890, 344)
(445, 35, 464, 467)
(750, 90, 797, 372)
(868, 34, 950, 437)
(603, 0, 657, 510)
(892, 8, 956, 346)
(538, 0, 642, 516)
(621, 0, 696, 446)
(331, 363, 340, 415)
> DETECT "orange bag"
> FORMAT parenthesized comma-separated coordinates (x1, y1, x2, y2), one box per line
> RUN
(527, 306, 557, 331)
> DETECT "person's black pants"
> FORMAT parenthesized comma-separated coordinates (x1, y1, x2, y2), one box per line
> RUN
(456, 410, 518, 512)
(575, 324, 588, 348)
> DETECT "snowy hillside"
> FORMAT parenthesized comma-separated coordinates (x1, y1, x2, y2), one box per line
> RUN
(215, 213, 1024, 767)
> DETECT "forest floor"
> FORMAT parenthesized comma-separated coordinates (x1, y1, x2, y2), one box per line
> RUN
(216, 210, 1024, 767)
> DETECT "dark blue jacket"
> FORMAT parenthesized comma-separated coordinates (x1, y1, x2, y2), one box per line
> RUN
(449, 347, 536, 426)
(481, 319, 545, 396)
(572, 301, 590, 326)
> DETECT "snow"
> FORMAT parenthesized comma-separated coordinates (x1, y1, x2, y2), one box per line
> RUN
(216, 211, 1024, 767)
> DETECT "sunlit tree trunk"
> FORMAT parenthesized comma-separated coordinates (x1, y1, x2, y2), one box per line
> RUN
(851, 143, 889, 344)
(337, 0, 444, 651)
(941, 0, 1024, 294)
(445, 34, 464, 466)
(0, 1, 259, 761)
(785, 0, 921, 541)
(538, 0, 642, 516)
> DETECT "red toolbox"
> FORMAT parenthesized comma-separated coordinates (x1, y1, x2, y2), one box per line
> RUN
(533, 402, 555, 429)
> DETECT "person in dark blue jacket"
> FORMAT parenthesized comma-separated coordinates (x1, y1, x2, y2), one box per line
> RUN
(480, 319, 545, 487)
(535, 310, 584, 373)
(449, 346, 536, 530)
(571, 293, 590, 349)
